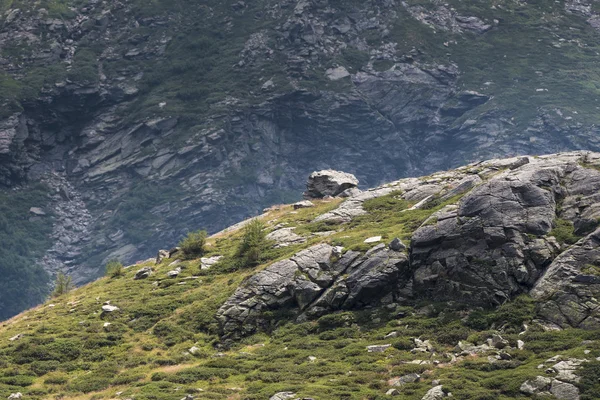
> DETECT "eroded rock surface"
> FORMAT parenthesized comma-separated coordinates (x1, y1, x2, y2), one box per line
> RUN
(217, 242, 410, 339)
(218, 152, 600, 339)
(303, 170, 359, 199)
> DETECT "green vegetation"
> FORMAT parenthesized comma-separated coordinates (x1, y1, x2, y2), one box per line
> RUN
(105, 259, 124, 278)
(179, 230, 207, 259)
(51, 273, 73, 298)
(0, 194, 597, 400)
(549, 218, 582, 245)
(582, 263, 600, 276)
(235, 219, 269, 269)
(0, 184, 53, 320)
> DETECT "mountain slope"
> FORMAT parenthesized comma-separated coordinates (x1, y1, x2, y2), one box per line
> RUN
(1, 152, 600, 399)
(2, 0, 600, 317)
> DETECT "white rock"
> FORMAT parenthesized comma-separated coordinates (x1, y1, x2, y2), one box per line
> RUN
(200, 256, 222, 270)
(29, 207, 46, 216)
(367, 344, 391, 353)
(364, 236, 382, 243)
(269, 393, 296, 400)
(550, 379, 580, 400)
(422, 385, 447, 399)
(520, 376, 552, 394)
(101, 305, 119, 313)
(325, 66, 350, 80)
(293, 200, 315, 209)
(167, 267, 181, 278)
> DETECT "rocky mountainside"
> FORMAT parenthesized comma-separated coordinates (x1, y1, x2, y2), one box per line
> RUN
(0, 152, 600, 399)
(2, 0, 600, 317)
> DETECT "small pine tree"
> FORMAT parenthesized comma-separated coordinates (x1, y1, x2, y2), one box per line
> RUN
(179, 230, 208, 259)
(236, 219, 267, 268)
(51, 272, 73, 298)
(105, 259, 124, 278)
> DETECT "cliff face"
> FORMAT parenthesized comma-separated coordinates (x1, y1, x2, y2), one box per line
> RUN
(1, 0, 600, 316)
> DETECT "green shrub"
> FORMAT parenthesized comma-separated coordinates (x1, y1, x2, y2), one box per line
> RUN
(317, 312, 355, 331)
(151, 372, 168, 381)
(168, 366, 234, 383)
(51, 272, 73, 298)
(235, 219, 268, 268)
(362, 191, 411, 213)
(0, 374, 35, 386)
(179, 230, 208, 259)
(466, 295, 535, 333)
(580, 361, 600, 400)
(105, 259, 124, 278)
(392, 338, 414, 350)
(44, 372, 69, 385)
(112, 373, 145, 385)
(29, 360, 60, 376)
(68, 374, 112, 393)
(152, 321, 194, 347)
(549, 219, 582, 245)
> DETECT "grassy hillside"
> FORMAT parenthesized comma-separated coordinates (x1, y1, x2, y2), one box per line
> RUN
(1, 195, 599, 400)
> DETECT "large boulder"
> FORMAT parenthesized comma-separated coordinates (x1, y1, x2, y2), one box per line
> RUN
(422, 385, 448, 400)
(217, 242, 410, 339)
(410, 162, 564, 305)
(303, 170, 359, 199)
(531, 227, 600, 329)
(217, 244, 346, 339)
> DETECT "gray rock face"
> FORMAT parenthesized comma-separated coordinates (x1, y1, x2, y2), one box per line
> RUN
(266, 228, 307, 248)
(520, 376, 552, 395)
(303, 170, 359, 199)
(531, 170, 600, 328)
(269, 393, 296, 400)
(293, 200, 315, 210)
(421, 385, 447, 400)
(551, 380, 580, 400)
(134, 267, 152, 280)
(411, 156, 571, 305)
(101, 304, 119, 313)
(217, 152, 600, 339)
(217, 242, 410, 339)
(390, 373, 421, 386)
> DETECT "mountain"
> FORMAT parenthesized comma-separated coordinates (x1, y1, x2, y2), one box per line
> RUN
(2, 0, 600, 317)
(0, 152, 600, 400)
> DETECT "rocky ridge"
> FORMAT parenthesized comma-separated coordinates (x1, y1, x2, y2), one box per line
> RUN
(218, 151, 600, 339)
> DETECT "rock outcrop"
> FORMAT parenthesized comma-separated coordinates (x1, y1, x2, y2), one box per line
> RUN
(217, 152, 600, 339)
(303, 170, 359, 199)
(217, 242, 410, 339)
(531, 228, 600, 329)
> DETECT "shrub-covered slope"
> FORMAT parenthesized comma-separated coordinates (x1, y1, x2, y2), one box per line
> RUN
(1, 152, 600, 399)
